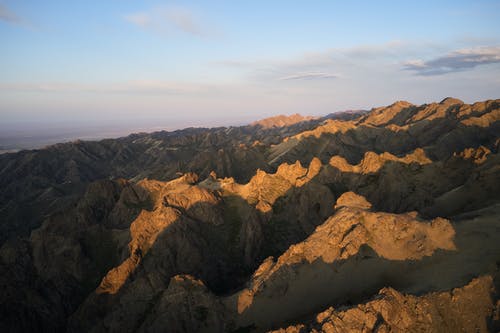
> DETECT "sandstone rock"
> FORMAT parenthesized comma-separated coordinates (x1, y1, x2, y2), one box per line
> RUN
(334, 191, 372, 210)
(361, 100, 414, 126)
(229, 195, 456, 328)
(271, 276, 496, 333)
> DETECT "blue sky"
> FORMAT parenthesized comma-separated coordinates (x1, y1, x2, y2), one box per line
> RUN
(1, 0, 500, 129)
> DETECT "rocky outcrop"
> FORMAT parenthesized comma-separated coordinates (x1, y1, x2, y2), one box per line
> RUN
(328, 148, 431, 174)
(271, 276, 497, 333)
(219, 157, 334, 257)
(227, 193, 456, 329)
(333, 191, 372, 210)
(455, 145, 491, 164)
(96, 174, 222, 296)
(78, 191, 500, 333)
(66, 162, 335, 332)
(360, 100, 415, 126)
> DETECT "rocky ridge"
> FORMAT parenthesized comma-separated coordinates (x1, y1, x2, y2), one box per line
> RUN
(271, 276, 498, 333)
(251, 114, 316, 129)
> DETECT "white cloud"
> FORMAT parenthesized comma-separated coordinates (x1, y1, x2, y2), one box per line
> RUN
(124, 6, 205, 37)
(216, 40, 500, 83)
(403, 46, 500, 75)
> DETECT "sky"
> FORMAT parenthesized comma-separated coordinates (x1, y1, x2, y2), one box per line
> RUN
(1, 0, 500, 134)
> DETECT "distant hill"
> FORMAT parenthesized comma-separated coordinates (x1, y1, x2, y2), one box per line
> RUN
(250, 113, 316, 128)
(321, 109, 369, 121)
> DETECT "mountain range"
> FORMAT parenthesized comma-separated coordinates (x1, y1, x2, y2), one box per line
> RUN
(0, 97, 499, 332)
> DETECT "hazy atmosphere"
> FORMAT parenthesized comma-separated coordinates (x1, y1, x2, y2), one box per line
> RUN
(1, 0, 500, 148)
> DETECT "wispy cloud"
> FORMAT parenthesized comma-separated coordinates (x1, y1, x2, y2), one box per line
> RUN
(124, 5, 205, 37)
(403, 46, 500, 75)
(217, 41, 500, 83)
(278, 72, 337, 81)
(0, 4, 22, 24)
(217, 40, 421, 82)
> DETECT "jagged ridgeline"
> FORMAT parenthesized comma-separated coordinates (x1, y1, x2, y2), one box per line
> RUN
(0, 98, 499, 332)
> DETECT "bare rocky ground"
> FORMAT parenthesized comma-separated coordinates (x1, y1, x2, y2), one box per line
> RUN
(0, 98, 499, 332)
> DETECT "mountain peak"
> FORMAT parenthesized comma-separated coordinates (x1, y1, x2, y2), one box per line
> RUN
(391, 100, 413, 107)
(440, 97, 464, 105)
(334, 191, 372, 210)
(251, 113, 315, 128)
(361, 100, 414, 126)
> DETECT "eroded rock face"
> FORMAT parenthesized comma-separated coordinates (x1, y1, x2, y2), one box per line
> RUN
(271, 276, 497, 333)
(455, 145, 491, 164)
(228, 194, 456, 328)
(361, 100, 415, 126)
(334, 191, 372, 210)
(61, 191, 499, 333)
(68, 176, 229, 332)
(66, 164, 336, 332)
